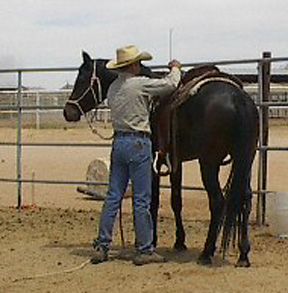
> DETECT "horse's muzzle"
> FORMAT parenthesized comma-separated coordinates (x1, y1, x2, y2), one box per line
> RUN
(63, 104, 81, 122)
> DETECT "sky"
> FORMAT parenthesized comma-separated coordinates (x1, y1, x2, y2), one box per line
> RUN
(0, 0, 288, 89)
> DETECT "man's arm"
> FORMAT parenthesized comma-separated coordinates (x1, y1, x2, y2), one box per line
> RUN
(142, 60, 182, 99)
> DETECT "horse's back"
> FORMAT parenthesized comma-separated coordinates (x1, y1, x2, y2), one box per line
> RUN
(177, 81, 258, 162)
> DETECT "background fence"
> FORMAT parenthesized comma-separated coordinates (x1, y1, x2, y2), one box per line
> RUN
(0, 89, 112, 128)
(0, 84, 288, 129)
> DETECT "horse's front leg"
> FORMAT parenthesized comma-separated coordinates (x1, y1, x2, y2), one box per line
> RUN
(150, 170, 160, 247)
(170, 164, 187, 251)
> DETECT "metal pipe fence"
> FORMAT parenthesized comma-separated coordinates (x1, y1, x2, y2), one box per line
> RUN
(0, 54, 288, 221)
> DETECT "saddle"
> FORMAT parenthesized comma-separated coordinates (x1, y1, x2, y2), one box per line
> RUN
(171, 65, 243, 110)
(153, 65, 243, 176)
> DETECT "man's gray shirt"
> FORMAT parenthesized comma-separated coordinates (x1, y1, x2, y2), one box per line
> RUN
(107, 68, 181, 134)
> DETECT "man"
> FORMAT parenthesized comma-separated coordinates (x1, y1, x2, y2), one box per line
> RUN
(91, 45, 181, 265)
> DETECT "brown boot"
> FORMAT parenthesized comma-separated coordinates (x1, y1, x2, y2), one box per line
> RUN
(91, 246, 108, 264)
(133, 251, 166, 266)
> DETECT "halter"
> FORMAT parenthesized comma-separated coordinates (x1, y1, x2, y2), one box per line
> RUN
(66, 60, 103, 116)
(66, 60, 113, 140)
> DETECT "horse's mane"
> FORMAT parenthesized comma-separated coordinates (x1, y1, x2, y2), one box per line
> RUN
(139, 63, 164, 78)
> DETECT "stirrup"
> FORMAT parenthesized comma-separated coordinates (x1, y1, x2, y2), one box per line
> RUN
(153, 152, 172, 176)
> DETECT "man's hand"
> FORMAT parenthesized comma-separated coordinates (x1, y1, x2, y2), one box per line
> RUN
(168, 59, 181, 70)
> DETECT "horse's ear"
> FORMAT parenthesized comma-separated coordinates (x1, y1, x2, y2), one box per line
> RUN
(82, 51, 91, 63)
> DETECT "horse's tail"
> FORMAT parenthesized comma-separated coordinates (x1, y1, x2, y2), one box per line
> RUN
(221, 92, 258, 258)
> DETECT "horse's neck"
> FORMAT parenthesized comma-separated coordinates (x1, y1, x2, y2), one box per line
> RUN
(96, 59, 118, 98)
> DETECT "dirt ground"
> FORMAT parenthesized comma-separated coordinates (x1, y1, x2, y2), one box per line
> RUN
(0, 120, 288, 293)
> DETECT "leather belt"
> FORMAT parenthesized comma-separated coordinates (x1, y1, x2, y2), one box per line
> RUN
(114, 131, 150, 138)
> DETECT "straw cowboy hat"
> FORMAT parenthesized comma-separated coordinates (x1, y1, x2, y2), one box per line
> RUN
(106, 45, 152, 69)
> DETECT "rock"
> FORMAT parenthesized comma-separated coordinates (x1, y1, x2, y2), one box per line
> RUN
(77, 159, 132, 200)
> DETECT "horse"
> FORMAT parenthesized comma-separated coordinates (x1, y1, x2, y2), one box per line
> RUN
(63, 51, 259, 267)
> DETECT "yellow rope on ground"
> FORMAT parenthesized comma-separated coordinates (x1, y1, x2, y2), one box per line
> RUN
(12, 259, 91, 283)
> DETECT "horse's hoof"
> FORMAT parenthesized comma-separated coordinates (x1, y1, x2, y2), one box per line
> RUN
(235, 258, 251, 268)
(173, 242, 187, 251)
(197, 254, 212, 266)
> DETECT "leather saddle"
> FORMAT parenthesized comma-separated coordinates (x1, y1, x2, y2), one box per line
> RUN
(153, 65, 243, 175)
(171, 64, 243, 110)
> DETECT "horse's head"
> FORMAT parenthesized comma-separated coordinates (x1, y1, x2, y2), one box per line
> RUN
(63, 51, 117, 122)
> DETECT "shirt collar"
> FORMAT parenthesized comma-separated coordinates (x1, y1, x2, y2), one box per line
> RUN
(118, 72, 135, 79)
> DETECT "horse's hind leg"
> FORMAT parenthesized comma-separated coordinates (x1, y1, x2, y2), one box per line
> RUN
(198, 162, 225, 265)
(236, 177, 252, 267)
(170, 165, 187, 250)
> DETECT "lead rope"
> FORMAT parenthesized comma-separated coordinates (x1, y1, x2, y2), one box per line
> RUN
(87, 61, 114, 140)
(67, 61, 124, 247)
(119, 198, 125, 247)
(84, 114, 114, 140)
(85, 61, 110, 139)
(67, 98, 113, 140)
(90, 61, 124, 246)
(12, 259, 91, 282)
(89, 62, 124, 247)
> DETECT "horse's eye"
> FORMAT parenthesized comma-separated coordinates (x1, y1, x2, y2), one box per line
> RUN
(77, 75, 88, 84)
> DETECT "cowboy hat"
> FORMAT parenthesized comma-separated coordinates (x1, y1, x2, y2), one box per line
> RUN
(106, 45, 152, 69)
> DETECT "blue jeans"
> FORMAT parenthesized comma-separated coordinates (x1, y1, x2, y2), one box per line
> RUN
(95, 133, 154, 253)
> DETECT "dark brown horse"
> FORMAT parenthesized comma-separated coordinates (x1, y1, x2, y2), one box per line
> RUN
(63, 51, 259, 267)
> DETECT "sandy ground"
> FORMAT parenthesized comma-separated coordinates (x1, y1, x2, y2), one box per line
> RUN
(0, 121, 288, 293)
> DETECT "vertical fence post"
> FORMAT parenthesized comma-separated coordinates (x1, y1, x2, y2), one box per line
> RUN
(16, 70, 23, 209)
(36, 91, 40, 129)
(256, 60, 263, 225)
(256, 52, 271, 225)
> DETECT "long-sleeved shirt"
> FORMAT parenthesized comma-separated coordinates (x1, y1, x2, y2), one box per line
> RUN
(107, 68, 181, 134)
